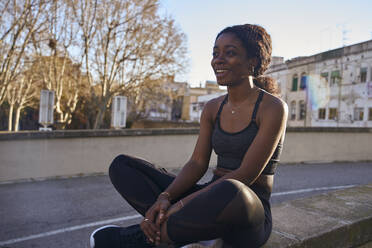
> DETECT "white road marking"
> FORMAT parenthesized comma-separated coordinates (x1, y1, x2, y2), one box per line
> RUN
(0, 184, 357, 246)
(272, 185, 356, 197)
(0, 214, 142, 246)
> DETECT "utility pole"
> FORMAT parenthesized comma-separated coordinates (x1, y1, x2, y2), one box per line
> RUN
(337, 23, 350, 47)
(335, 23, 350, 127)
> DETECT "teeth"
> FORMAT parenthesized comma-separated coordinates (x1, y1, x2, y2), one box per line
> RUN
(216, 70, 227, 73)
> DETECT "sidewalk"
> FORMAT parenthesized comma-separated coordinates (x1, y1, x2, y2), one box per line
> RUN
(358, 241, 372, 247)
(264, 183, 372, 248)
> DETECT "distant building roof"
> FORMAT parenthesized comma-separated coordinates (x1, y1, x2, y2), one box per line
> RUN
(268, 39, 372, 71)
(277, 39, 372, 65)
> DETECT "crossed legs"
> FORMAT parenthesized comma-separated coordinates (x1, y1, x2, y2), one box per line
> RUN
(109, 154, 271, 247)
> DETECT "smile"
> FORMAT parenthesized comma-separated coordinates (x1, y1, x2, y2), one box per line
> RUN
(215, 69, 229, 77)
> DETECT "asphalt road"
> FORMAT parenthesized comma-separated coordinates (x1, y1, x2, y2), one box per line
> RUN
(1, 162, 371, 248)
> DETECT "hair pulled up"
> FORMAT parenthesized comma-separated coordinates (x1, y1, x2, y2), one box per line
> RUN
(216, 24, 280, 96)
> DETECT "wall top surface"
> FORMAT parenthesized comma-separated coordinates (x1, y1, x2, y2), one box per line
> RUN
(1, 127, 372, 141)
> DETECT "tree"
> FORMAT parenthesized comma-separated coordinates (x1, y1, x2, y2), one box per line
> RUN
(1, 0, 188, 131)
(30, 0, 87, 129)
(127, 78, 168, 121)
(127, 77, 187, 122)
(70, 0, 187, 128)
(0, 0, 49, 105)
(6, 70, 38, 131)
(30, 55, 89, 129)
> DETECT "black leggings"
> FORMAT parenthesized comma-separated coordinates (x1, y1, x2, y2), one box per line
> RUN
(109, 154, 272, 248)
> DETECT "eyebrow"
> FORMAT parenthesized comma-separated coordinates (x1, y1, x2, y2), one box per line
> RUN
(213, 44, 238, 50)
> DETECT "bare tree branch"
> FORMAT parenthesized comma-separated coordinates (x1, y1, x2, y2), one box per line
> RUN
(0, 0, 49, 105)
(70, 0, 187, 128)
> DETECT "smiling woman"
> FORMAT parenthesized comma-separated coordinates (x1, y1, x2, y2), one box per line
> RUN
(90, 24, 287, 248)
(212, 25, 280, 96)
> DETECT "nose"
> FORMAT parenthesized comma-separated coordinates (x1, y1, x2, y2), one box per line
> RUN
(212, 54, 226, 66)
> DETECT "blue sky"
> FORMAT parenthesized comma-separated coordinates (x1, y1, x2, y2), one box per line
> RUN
(159, 0, 372, 86)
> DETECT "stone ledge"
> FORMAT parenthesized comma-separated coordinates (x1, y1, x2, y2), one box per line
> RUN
(264, 184, 372, 248)
(1, 127, 371, 140)
(0, 128, 200, 140)
(286, 127, 372, 133)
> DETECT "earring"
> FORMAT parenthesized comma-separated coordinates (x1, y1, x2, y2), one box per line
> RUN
(251, 66, 255, 76)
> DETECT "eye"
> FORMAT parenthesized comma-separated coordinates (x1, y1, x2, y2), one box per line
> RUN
(212, 51, 219, 58)
(226, 50, 236, 57)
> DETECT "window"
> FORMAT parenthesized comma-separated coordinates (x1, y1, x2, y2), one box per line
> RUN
(299, 100, 306, 120)
(369, 108, 372, 121)
(353, 107, 364, 121)
(300, 73, 307, 90)
(291, 75, 298, 91)
(198, 102, 205, 110)
(192, 104, 198, 112)
(321, 72, 329, 83)
(360, 68, 367, 83)
(329, 108, 338, 120)
(290, 101, 296, 120)
(318, 108, 326, 119)
(330, 70, 341, 85)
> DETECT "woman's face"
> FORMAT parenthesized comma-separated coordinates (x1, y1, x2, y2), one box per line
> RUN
(211, 32, 252, 86)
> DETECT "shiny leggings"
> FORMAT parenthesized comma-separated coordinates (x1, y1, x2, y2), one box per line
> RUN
(109, 154, 272, 248)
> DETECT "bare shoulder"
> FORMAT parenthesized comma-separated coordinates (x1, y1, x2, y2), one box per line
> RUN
(259, 91, 288, 122)
(202, 94, 227, 120)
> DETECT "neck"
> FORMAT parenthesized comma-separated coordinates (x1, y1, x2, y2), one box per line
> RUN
(227, 76, 257, 104)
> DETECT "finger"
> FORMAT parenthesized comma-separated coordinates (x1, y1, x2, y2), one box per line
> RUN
(146, 212, 160, 232)
(142, 220, 157, 243)
(143, 229, 155, 244)
(148, 219, 160, 236)
(151, 213, 165, 234)
(140, 222, 152, 243)
(145, 216, 160, 236)
(157, 201, 171, 223)
(146, 210, 157, 225)
(165, 202, 181, 218)
(155, 238, 161, 246)
(155, 232, 161, 245)
(156, 209, 165, 226)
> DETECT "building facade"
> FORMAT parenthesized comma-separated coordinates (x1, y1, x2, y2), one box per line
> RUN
(189, 91, 226, 122)
(186, 81, 226, 122)
(267, 40, 372, 127)
(146, 76, 188, 121)
(147, 78, 225, 122)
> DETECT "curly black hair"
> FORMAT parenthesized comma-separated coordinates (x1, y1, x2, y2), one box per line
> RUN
(216, 24, 280, 96)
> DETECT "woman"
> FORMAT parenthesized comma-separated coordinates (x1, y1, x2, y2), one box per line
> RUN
(90, 24, 287, 248)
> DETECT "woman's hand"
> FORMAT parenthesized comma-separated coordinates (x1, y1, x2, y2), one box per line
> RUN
(140, 196, 171, 244)
(140, 217, 157, 244)
(165, 200, 184, 219)
(154, 194, 172, 227)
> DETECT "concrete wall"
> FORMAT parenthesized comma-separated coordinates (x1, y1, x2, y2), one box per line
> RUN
(0, 127, 371, 182)
(282, 128, 372, 163)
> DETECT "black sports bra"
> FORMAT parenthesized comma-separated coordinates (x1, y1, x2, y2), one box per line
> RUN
(211, 90, 282, 175)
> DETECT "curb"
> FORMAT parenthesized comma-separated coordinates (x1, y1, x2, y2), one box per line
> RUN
(264, 184, 372, 248)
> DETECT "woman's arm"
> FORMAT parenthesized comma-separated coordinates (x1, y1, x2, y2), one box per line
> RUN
(161, 99, 217, 201)
(142, 98, 217, 243)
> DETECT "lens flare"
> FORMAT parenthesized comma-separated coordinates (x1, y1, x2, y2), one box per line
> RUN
(306, 74, 330, 110)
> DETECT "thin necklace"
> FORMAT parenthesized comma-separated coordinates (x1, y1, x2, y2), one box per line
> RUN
(229, 88, 259, 114)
